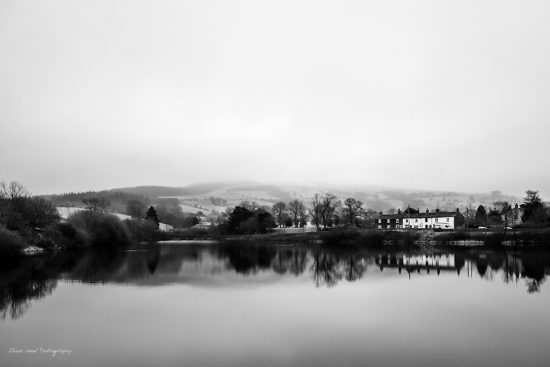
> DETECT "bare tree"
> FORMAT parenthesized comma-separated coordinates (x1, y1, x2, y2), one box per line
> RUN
(272, 201, 287, 227)
(462, 203, 476, 228)
(0, 181, 30, 200)
(309, 193, 322, 230)
(493, 201, 512, 232)
(82, 197, 110, 212)
(0, 181, 31, 229)
(288, 199, 305, 227)
(298, 205, 308, 227)
(343, 198, 364, 227)
(24, 197, 59, 228)
(310, 193, 340, 230)
(321, 193, 340, 229)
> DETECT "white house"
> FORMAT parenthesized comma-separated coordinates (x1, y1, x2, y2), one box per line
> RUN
(377, 208, 465, 230)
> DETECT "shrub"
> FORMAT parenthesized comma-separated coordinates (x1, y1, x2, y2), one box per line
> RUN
(0, 225, 27, 260)
(68, 211, 131, 247)
(124, 219, 161, 242)
(44, 222, 90, 248)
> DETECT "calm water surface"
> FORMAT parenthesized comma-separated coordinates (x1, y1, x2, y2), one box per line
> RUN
(1, 242, 550, 367)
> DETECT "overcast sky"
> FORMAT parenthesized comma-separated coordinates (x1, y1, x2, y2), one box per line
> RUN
(1, 0, 549, 196)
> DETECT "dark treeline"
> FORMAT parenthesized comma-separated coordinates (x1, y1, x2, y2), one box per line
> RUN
(107, 185, 190, 198)
(46, 190, 151, 215)
(215, 194, 375, 236)
(3, 245, 550, 319)
(113, 183, 250, 197)
(0, 181, 60, 259)
(459, 190, 549, 229)
(0, 181, 176, 258)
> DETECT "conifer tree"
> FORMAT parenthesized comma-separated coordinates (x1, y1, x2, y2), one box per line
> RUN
(145, 206, 159, 229)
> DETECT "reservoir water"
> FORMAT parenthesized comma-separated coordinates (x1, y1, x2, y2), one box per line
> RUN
(1, 242, 549, 367)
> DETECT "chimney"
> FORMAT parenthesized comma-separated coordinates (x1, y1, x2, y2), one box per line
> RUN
(426, 208, 429, 213)
(379, 211, 383, 216)
(456, 207, 460, 213)
(436, 208, 440, 213)
(398, 209, 401, 215)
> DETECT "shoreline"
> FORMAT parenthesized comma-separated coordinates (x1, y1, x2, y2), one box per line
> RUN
(154, 228, 550, 248)
(16, 228, 550, 257)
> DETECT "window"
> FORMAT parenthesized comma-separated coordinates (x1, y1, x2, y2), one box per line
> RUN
(396, 218, 400, 223)
(405, 219, 408, 223)
(378, 219, 381, 223)
(425, 218, 428, 222)
(436, 218, 438, 222)
(415, 219, 418, 222)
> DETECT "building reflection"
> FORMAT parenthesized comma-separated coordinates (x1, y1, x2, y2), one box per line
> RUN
(376, 253, 460, 277)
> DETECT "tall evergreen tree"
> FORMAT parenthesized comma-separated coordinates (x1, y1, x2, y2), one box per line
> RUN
(145, 206, 160, 229)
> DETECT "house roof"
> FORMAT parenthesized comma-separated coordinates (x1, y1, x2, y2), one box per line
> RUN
(379, 211, 462, 219)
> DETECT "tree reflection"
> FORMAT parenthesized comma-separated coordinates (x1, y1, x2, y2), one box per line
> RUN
(217, 244, 277, 274)
(476, 256, 489, 278)
(0, 255, 65, 320)
(0, 277, 57, 320)
(310, 251, 342, 287)
(272, 247, 308, 276)
(2, 245, 550, 320)
(146, 246, 160, 274)
(342, 254, 366, 282)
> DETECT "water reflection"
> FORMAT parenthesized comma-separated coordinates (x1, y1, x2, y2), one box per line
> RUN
(1, 243, 550, 320)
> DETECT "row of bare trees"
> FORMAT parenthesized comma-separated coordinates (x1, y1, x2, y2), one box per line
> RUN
(271, 193, 376, 230)
(271, 200, 307, 228)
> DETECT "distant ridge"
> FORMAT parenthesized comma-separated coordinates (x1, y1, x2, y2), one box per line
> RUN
(109, 185, 190, 198)
(111, 181, 258, 198)
(47, 182, 521, 214)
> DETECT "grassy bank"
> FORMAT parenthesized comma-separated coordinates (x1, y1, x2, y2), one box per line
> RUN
(160, 228, 321, 242)
(319, 228, 420, 247)
(317, 228, 550, 247)
(163, 227, 421, 247)
(163, 228, 550, 248)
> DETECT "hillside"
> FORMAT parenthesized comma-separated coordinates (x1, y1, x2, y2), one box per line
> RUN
(45, 183, 522, 216)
